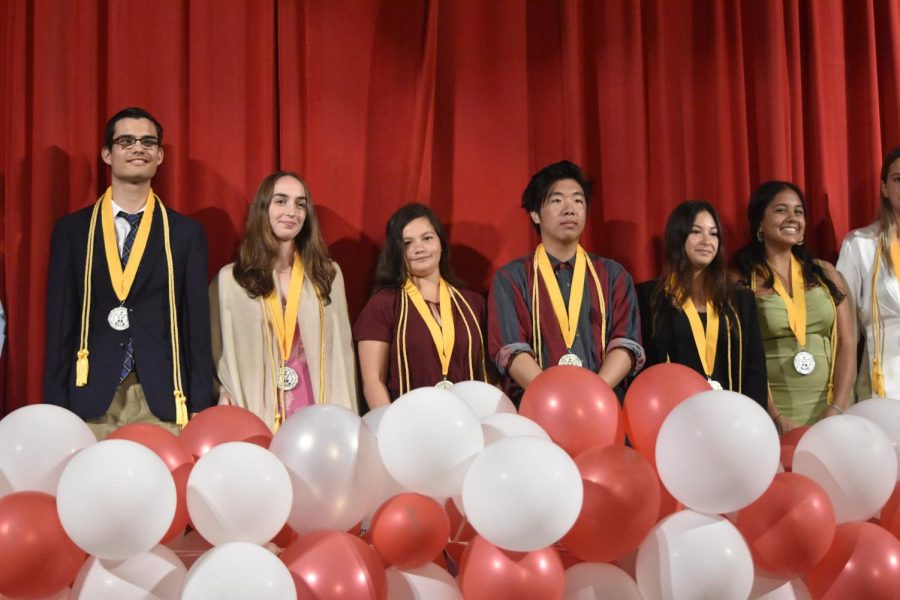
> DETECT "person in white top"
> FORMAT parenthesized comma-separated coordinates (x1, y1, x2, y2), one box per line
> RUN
(837, 146, 900, 400)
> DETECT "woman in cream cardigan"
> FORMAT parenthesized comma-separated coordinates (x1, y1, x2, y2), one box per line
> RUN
(210, 171, 357, 430)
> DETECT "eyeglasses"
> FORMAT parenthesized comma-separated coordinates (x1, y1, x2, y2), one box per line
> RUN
(112, 135, 161, 149)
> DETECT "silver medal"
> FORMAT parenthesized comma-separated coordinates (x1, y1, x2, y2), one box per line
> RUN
(558, 352, 583, 367)
(107, 306, 130, 331)
(435, 379, 453, 390)
(278, 366, 299, 391)
(793, 350, 816, 376)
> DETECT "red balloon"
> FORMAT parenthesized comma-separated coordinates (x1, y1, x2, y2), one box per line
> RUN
(779, 426, 810, 472)
(806, 522, 900, 598)
(520, 366, 623, 457)
(623, 363, 710, 468)
(0, 492, 86, 599)
(736, 472, 835, 577)
(880, 481, 900, 540)
(179, 405, 272, 460)
(107, 423, 194, 543)
(281, 531, 387, 600)
(369, 493, 450, 569)
(459, 536, 564, 600)
(561, 445, 660, 563)
(270, 522, 298, 548)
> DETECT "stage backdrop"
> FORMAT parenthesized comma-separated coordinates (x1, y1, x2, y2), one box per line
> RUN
(2, 0, 899, 415)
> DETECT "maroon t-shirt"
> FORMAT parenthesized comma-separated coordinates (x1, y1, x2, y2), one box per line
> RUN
(353, 286, 487, 401)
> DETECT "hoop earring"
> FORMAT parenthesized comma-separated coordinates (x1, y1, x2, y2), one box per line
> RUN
(756, 228, 764, 243)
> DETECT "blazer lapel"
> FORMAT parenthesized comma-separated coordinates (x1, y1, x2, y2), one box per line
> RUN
(128, 206, 166, 300)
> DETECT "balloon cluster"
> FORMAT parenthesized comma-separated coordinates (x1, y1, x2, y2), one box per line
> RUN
(2, 366, 900, 599)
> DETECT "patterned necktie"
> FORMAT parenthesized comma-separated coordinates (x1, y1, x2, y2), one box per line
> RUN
(118, 211, 143, 383)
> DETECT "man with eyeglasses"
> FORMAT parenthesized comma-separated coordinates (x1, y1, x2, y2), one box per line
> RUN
(45, 107, 214, 438)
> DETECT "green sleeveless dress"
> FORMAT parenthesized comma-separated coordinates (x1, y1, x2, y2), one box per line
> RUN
(756, 286, 835, 425)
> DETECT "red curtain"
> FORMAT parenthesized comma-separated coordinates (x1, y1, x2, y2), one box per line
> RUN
(3, 0, 900, 415)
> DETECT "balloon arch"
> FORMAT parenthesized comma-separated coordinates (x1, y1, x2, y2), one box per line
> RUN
(1, 364, 899, 599)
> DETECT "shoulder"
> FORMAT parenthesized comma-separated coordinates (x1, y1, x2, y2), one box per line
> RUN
(159, 205, 206, 237)
(495, 255, 529, 277)
(841, 222, 880, 247)
(53, 203, 98, 234)
(456, 286, 486, 310)
(635, 279, 657, 303)
(587, 254, 632, 280)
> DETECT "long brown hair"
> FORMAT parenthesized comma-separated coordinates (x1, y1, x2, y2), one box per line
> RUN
(233, 171, 336, 303)
(879, 147, 900, 272)
(652, 201, 732, 332)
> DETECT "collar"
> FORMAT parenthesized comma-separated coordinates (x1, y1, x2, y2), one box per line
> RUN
(111, 198, 147, 218)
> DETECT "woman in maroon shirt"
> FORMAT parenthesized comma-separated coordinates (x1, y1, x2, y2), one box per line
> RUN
(354, 204, 489, 408)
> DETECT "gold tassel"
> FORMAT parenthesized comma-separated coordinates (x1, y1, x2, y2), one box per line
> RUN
(75, 350, 90, 387)
(174, 391, 189, 427)
(273, 412, 282, 433)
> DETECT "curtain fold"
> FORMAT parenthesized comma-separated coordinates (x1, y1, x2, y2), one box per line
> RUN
(2, 0, 898, 414)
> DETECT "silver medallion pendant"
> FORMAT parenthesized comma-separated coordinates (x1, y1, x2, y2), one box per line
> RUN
(793, 350, 816, 376)
(708, 378, 723, 391)
(108, 306, 130, 331)
(278, 366, 299, 391)
(558, 352, 583, 367)
(435, 378, 453, 390)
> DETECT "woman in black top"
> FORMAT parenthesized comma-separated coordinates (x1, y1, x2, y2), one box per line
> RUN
(637, 200, 767, 408)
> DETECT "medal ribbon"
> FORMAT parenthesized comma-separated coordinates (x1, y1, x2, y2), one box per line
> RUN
(404, 278, 455, 379)
(100, 187, 155, 301)
(264, 252, 304, 362)
(770, 255, 807, 347)
(682, 298, 719, 380)
(536, 244, 587, 351)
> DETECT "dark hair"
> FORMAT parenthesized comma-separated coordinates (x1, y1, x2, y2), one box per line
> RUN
(733, 180, 843, 303)
(104, 107, 163, 148)
(521, 160, 592, 233)
(653, 200, 728, 307)
(373, 203, 462, 290)
(233, 171, 336, 303)
(877, 147, 900, 271)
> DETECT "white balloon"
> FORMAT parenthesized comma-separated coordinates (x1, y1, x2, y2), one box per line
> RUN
(270, 404, 381, 533)
(480, 412, 550, 446)
(362, 405, 390, 436)
(636, 510, 753, 600)
(180, 542, 295, 600)
(0, 404, 95, 496)
(187, 442, 292, 546)
(750, 573, 812, 600)
(462, 436, 582, 552)
(655, 390, 780, 513)
(449, 380, 516, 418)
(793, 414, 897, 523)
(564, 563, 641, 600)
(378, 388, 484, 498)
(71, 544, 186, 599)
(386, 563, 462, 600)
(57, 440, 175, 560)
(847, 397, 900, 473)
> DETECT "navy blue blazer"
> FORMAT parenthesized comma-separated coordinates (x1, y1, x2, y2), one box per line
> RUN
(44, 201, 214, 420)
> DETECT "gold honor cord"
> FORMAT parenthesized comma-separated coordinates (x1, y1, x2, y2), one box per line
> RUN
(770, 255, 808, 347)
(75, 190, 186, 426)
(868, 239, 899, 397)
(100, 188, 155, 301)
(682, 298, 719, 382)
(404, 278, 455, 383)
(264, 253, 304, 431)
(530, 245, 606, 366)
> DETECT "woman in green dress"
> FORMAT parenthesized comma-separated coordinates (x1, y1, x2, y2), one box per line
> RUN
(733, 181, 855, 432)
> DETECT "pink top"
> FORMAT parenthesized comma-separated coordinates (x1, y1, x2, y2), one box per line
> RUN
(283, 309, 315, 416)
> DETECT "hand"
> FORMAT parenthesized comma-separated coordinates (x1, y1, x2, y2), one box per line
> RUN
(774, 413, 800, 435)
(217, 391, 235, 406)
(819, 404, 844, 420)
